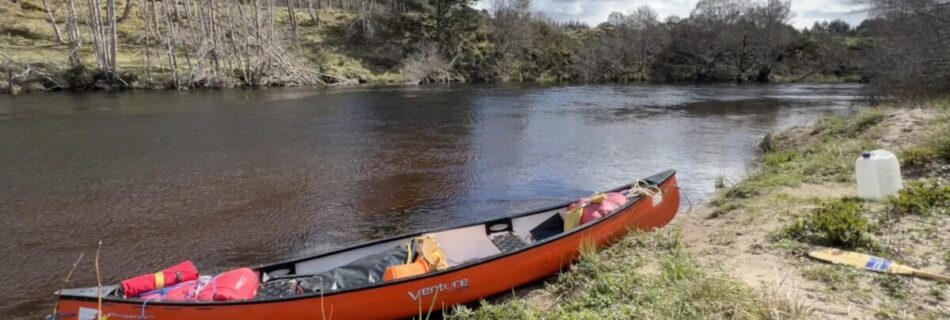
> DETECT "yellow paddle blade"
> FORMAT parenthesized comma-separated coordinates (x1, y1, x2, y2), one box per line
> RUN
(808, 248, 898, 273)
(808, 248, 950, 282)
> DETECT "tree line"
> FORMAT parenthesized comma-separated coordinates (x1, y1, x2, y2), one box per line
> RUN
(2, 0, 948, 93)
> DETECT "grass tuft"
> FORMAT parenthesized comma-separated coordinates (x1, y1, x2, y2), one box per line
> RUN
(886, 179, 950, 217)
(933, 133, 950, 162)
(778, 198, 878, 250)
(801, 264, 860, 292)
(900, 146, 938, 167)
(850, 108, 889, 135)
(811, 108, 887, 138)
(874, 276, 910, 301)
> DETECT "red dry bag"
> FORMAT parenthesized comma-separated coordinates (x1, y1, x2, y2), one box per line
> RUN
(120, 261, 198, 298)
(138, 268, 259, 302)
(197, 268, 259, 301)
(568, 192, 629, 225)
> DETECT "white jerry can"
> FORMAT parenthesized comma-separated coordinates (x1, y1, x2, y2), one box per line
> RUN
(855, 149, 903, 200)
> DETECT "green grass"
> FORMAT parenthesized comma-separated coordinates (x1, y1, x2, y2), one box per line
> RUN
(713, 108, 888, 217)
(778, 198, 878, 250)
(886, 179, 950, 217)
(446, 229, 810, 320)
(901, 146, 939, 166)
(934, 133, 950, 162)
(801, 263, 872, 301)
(899, 113, 950, 165)
(811, 107, 887, 138)
(874, 275, 910, 301)
(801, 264, 861, 292)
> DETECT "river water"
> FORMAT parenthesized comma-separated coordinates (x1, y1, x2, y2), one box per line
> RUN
(0, 83, 866, 319)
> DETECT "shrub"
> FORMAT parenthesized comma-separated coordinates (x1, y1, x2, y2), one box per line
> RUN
(900, 147, 938, 166)
(850, 108, 888, 135)
(62, 64, 96, 90)
(759, 132, 778, 152)
(887, 179, 950, 216)
(762, 151, 798, 167)
(779, 198, 877, 250)
(934, 133, 950, 162)
(399, 44, 455, 84)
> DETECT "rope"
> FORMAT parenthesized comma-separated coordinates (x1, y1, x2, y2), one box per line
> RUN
(673, 185, 694, 214)
(192, 275, 214, 301)
(625, 179, 693, 214)
(140, 296, 157, 319)
(625, 179, 663, 200)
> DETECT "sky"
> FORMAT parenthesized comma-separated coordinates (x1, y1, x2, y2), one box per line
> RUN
(474, 0, 870, 30)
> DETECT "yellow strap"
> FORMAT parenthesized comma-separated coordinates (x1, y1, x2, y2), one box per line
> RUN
(591, 193, 606, 204)
(413, 236, 449, 270)
(154, 272, 165, 289)
(563, 206, 583, 231)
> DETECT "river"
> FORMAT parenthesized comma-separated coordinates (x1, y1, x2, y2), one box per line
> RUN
(0, 83, 866, 319)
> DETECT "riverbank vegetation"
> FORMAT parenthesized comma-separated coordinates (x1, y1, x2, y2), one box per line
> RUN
(3, 0, 948, 93)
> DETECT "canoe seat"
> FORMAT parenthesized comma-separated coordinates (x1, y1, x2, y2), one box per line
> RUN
(428, 226, 501, 266)
(527, 213, 564, 241)
(489, 232, 528, 253)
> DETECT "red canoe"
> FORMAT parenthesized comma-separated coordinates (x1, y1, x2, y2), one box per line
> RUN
(53, 170, 680, 320)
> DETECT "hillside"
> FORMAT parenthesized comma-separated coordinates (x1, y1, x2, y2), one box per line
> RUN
(0, 0, 402, 93)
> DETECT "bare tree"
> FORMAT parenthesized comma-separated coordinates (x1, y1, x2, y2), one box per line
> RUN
(286, 0, 299, 44)
(139, 0, 152, 84)
(629, 6, 666, 80)
(63, 0, 83, 66)
(490, 0, 532, 58)
(41, 0, 66, 44)
(399, 44, 454, 84)
(118, 0, 135, 23)
(108, 0, 118, 77)
(860, 0, 950, 93)
(747, 0, 792, 81)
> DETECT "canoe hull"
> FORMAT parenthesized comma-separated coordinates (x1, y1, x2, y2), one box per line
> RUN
(55, 175, 679, 320)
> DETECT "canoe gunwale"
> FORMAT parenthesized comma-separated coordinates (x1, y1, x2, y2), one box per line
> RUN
(57, 169, 677, 306)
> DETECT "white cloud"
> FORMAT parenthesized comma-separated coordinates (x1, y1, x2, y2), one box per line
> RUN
(474, 0, 868, 29)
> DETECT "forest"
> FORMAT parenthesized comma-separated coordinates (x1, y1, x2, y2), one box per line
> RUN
(0, 0, 948, 93)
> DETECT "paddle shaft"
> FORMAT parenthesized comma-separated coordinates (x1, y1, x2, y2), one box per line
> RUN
(913, 270, 950, 282)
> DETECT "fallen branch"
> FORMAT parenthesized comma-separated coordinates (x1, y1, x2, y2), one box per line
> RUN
(95, 241, 103, 320)
(51, 253, 85, 318)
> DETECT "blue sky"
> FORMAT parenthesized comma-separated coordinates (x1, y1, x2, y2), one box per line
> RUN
(474, 0, 869, 29)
